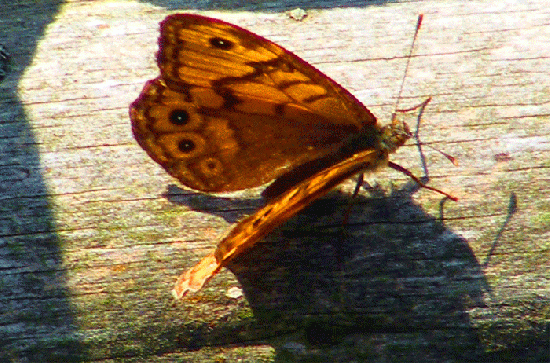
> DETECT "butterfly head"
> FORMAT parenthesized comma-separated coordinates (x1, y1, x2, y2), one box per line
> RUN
(379, 114, 411, 153)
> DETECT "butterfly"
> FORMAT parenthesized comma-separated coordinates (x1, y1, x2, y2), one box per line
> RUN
(129, 14, 455, 298)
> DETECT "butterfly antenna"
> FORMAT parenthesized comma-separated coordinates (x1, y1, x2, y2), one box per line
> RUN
(388, 15, 458, 201)
(391, 15, 458, 167)
(393, 14, 423, 113)
(427, 145, 458, 165)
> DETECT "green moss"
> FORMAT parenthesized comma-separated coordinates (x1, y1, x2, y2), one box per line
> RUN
(236, 306, 254, 320)
(529, 211, 550, 229)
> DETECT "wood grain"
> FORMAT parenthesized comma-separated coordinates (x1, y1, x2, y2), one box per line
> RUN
(1, 1, 548, 361)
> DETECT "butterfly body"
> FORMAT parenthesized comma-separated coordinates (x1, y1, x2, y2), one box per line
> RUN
(130, 14, 409, 196)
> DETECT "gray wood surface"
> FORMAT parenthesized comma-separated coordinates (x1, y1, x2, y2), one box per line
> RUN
(1, 0, 548, 361)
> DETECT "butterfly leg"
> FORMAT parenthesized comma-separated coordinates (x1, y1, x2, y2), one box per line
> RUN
(387, 161, 457, 201)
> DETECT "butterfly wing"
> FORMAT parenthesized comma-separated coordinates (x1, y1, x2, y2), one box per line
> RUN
(130, 14, 379, 192)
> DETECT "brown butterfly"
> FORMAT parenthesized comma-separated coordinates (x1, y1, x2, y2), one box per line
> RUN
(129, 14, 455, 298)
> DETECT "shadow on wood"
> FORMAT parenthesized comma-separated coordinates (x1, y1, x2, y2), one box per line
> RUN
(0, 1, 85, 361)
(225, 185, 490, 361)
(163, 184, 264, 224)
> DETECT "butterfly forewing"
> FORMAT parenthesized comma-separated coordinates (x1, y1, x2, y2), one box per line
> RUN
(159, 15, 376, 125)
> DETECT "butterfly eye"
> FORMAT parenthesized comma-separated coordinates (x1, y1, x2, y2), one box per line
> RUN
(169, 109, 190, 125)
(178, 139, 195, 153)
(210, 37, 233, 50)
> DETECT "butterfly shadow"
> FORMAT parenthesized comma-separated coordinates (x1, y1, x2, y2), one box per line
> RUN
(223, 181, 493, 361)
(163, 184, 265, 223)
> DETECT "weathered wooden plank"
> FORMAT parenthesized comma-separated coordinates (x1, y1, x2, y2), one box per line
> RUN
(1, 0, 548, 362)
